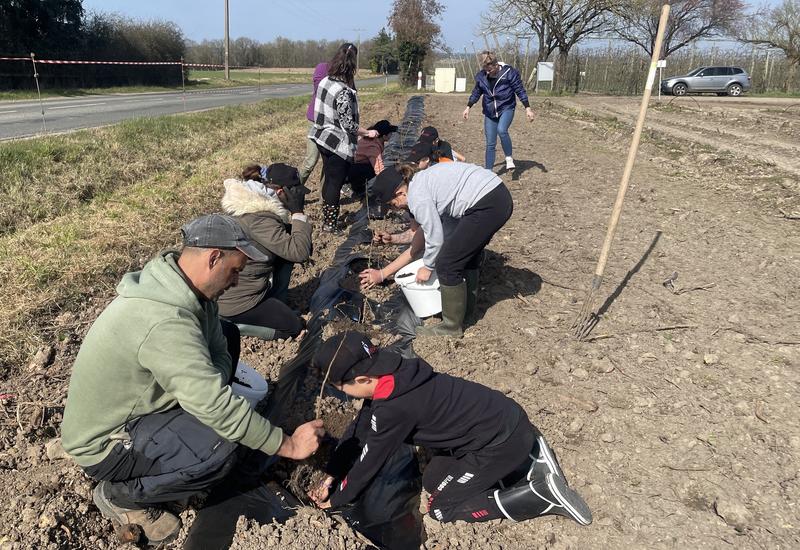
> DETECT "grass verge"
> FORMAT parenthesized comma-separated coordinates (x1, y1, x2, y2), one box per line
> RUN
(0, 70, 385, 100)
(0, 88, 398, 372)
(0, 71, 308, 100)
(0, 96, 310, 235)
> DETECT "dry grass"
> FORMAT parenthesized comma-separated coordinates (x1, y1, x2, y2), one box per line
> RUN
(0, 97, 309, 235)
(0, 90, 398, 372)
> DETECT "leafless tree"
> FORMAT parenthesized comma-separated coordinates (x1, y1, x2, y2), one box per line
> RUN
(613, 0, 745, 58)
(482, 0, 614, 91)
(483, 0, 559, 69)
(738, 0, 800, 91)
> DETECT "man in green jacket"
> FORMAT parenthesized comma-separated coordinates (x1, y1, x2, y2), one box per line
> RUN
(61, 214, 324, 545)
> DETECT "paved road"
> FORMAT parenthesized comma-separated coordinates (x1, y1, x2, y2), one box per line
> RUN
(0, 75, 394, 140)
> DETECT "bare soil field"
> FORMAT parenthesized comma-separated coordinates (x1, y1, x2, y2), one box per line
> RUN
(1, 92, 798, 549)
(556, 94, 800, 181)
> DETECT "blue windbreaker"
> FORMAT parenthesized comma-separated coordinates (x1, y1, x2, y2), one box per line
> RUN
(467, 63, 530, 118)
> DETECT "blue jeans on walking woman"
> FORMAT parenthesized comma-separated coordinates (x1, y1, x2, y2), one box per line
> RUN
(484, 108, 515, 169)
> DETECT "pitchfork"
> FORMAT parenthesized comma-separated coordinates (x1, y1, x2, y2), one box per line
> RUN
(572, 4, 671, 340)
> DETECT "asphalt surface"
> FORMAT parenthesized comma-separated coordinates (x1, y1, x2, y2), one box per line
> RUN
(0, 75, 394, 140)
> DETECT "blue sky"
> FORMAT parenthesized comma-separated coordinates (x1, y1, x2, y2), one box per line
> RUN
(82, 0, 489, 51)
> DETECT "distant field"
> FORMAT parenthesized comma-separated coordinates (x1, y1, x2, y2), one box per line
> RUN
(0, 68, 383, 100)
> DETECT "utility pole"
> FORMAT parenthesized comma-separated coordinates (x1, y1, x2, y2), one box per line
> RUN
(224, 0, 230, 80)
(351, 28, 366, 72)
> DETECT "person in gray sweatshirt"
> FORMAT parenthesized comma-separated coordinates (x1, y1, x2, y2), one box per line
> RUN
(364, 147, 514, 337)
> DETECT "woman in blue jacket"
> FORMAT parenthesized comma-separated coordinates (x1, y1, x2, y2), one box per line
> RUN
(463, 51, 534, 171)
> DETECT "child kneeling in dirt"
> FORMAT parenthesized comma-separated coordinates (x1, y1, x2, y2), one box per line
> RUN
(309, 331, 592, 525)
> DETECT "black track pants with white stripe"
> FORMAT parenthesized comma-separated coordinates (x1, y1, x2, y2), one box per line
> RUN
(423, 415, 535, 522)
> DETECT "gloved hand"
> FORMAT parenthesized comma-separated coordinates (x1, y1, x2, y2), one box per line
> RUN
(282, 185, 306, 214)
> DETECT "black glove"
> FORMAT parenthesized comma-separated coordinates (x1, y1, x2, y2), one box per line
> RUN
(282, 185, 306, 214)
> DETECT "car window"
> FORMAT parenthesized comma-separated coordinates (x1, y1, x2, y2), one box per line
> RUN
(704, 68, 721, 76)
(732, 68, 743, 75)
(721, 67, 734, 76)
(687, 67, 704, 76)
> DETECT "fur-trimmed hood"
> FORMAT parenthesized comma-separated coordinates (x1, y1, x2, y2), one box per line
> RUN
(221, 178, 291, 224)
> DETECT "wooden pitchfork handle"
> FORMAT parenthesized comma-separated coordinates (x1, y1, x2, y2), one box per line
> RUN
(591, 4, 671, 286)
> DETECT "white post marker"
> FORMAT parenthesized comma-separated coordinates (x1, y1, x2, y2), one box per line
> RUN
(417, 70, 423, 90)
(657, 59, 666, 100)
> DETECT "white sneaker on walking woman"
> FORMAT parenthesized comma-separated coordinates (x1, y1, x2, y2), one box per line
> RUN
(505, 156, 515, 170)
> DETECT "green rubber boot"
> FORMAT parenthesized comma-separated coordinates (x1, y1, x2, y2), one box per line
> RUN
(416, 281, 467, 338)
(464, 269, 480, 322)
(235, 323, 277, 341)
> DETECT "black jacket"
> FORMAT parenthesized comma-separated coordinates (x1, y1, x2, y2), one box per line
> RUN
(328, 357, 521, 507)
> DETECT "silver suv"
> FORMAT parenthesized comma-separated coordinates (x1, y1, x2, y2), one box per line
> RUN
(661, 66, 751, 97)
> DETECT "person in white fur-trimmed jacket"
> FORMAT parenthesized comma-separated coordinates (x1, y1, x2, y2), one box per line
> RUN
(217, 163, 313, 340)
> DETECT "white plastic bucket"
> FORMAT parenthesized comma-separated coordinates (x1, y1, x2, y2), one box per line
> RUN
(395, 259, 442, 318)
(231, 361, 269, 408)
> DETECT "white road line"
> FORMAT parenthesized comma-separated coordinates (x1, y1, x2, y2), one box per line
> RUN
(0, 109, 18, 114)
(50, 102, 107, 111)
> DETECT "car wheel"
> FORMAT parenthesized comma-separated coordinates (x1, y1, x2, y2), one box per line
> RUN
(727, 83, 743, 97)
(672, 83, 687, 96)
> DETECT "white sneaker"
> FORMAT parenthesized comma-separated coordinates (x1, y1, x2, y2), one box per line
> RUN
(505, 156, 516, 170)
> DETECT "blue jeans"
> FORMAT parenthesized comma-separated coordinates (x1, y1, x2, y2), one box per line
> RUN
(484, 109, 515, 169)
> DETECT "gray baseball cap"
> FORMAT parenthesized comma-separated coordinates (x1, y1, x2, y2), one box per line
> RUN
(181, 213, 269, 262)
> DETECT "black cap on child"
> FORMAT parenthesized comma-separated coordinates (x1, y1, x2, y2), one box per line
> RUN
(369, 120, 399, 137)
(405, 141, 434, 163)
(370, 166, 405, 205)
(418, 126, 439, 143)
(267, 163, 311, 193)
(313, 331, 402, 384)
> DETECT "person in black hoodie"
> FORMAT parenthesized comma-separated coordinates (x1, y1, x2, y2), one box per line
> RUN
(308, 331, 592, 525)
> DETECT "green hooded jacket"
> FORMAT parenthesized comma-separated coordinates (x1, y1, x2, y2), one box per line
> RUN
(61, 252, 284, 467)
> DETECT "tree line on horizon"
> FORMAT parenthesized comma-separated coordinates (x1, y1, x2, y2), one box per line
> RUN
(0, 1, 185, 89)
(0, 0, 439, 90)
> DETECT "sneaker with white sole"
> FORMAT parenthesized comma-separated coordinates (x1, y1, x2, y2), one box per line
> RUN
(505, 156, 516, 170)
(493, 472, 592, 525)
(93, 481, 182, 545)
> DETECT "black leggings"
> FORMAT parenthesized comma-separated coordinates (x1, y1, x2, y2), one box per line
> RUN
(225, 297, 303, 340)
(423, 414, 536, 523)
(436, 184, 514, 286)
(318, 145, 351, 207)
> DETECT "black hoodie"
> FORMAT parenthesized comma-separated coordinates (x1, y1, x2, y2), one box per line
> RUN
(328, 357, 521, 507)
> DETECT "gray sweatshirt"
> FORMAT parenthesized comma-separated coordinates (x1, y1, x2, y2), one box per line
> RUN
(407, 162, 502, 268)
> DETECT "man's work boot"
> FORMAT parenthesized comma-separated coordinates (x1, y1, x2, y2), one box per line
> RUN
(464, 269, 480, 323)
(493, 473, 592, 525)
(416, 281, 467, 338)
(93, 481, 182, 545)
